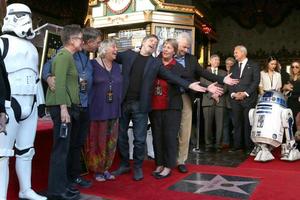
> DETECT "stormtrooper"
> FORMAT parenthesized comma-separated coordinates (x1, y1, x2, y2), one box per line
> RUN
(0, 3, 47, 200)
(249, 91, 300, 162)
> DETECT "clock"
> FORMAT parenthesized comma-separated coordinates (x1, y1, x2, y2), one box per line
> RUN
(107, 0, 132, 14)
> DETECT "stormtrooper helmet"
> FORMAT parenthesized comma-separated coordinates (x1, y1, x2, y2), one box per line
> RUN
(2, 3, 35, 39)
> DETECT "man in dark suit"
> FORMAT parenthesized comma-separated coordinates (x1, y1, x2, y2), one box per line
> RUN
(112, 34, 223, 181)
(201, 54, 227, 152)
(228, 45, 260, 154)
(175, 33, 239, 173)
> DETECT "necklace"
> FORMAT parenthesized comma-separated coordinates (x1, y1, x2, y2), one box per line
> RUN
(97, 57, 112, 71)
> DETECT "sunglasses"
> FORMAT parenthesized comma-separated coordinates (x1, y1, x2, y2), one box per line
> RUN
(291, 65, 300, 69)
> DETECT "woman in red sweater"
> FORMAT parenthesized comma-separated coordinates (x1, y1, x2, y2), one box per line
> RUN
(150, 38, 188, 179)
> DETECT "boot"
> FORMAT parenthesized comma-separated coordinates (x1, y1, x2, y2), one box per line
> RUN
(16, 150, 47, 200)
(0, 157, 9, 200)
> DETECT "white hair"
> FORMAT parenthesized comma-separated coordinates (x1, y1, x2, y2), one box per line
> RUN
(234, 45, 247, 55)
(98, 39, 116, 58)
(210, 54, 220, 60)
(177, 32, 192, 46)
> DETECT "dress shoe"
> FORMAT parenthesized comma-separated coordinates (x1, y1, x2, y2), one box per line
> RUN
(72, 177, 92, 188)
(111, 166, 131, 176)
(48, 190, 80, 200)
(152, 171, 160, 176)
(147, 155, 155, 160)
(133, 167, 144, 181)
(155, 172, 172, 179)
(67, 186, 80, 195)
(177, 164, 188, 173)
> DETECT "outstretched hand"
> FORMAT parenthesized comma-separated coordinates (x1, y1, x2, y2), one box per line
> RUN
(207, 82, 224, 96)
(188, 82, 207, 93)
(0, 112, 7, 135)
(224, 73, 239, 85)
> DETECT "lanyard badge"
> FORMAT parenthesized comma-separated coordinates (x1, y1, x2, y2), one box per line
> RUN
(106, 83, 113, 103)
(154, 80, 163, 96)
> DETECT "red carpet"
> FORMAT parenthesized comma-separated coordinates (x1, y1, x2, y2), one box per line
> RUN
(7, 122, 300, 199)
(35, 118, 53, 131)
(239, 149, 300, 172)
(8, 119, 52, 200)
(78, 160, 300, 200)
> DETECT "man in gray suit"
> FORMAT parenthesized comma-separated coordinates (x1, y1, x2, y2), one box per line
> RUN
(201, 54, 227, 152)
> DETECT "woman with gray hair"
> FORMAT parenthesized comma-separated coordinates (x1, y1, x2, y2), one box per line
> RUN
(150, 38, 186, 179)
(84, 39, 123, 181)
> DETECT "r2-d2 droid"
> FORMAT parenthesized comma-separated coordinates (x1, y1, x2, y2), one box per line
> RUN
(249, 91, 300, 162)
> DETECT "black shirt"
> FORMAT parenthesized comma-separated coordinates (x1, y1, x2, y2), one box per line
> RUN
(125, 54, 150, 102)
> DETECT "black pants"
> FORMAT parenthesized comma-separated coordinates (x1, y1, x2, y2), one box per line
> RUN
(67, 107, 90, 181)
(231, 103, 254, 150)
(47, 106, 72, 195)
(149, 109, 181, 168)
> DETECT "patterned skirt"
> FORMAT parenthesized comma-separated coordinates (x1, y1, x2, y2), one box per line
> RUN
(84, 119, 119, 173)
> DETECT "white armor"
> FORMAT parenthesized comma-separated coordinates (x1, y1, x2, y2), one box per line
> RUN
(0, 3, 46, 200)
(2, 3, 35, 39)
(249, 91, 300, 162)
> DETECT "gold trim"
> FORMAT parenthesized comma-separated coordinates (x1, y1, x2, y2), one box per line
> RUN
(152, 0, 204, 18)
(88, 0, 217, 38)
(89, 0, 98, 6)
(84, 14, 93, 27)
(89, 0, 204, 18)
(92, 11, 193, 28)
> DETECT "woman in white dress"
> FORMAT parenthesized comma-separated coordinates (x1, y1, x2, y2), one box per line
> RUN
(259, 56, 282, 95)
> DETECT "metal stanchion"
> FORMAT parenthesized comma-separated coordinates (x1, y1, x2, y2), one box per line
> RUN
(192, 98, 203, 153)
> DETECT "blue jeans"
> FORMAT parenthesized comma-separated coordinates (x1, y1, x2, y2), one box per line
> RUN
(118, 101, 148, 168)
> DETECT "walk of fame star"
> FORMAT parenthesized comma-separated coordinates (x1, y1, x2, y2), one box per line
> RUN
(169, 173, 260, 199)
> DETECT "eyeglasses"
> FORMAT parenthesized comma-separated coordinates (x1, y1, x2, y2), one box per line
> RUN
(72, 36, 83, 41)
(291, 65, 300, 69)
(88, 39, 102, 46)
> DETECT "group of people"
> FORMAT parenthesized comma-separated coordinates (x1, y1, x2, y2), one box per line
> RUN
(200, 46, 261, 154)
(0, 4, 256, 200)
(41, 26, 238, 199)
(201, 48, 300, 156)
(43, 25, 100, 200)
